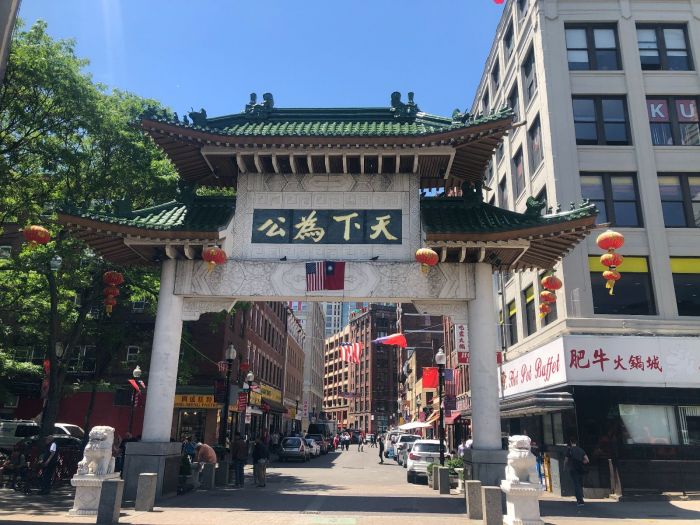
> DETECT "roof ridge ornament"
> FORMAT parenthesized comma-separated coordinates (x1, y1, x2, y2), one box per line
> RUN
(188, 107, 208, 127)
(244, 92, 275, 119)
(525, 196, 546, 217)
(390, 91, 420, 120)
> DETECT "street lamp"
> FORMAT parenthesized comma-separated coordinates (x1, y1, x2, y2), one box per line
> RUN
(128, 365, 142, 433)
(435, 347, 447, 466)
(49, 255, 62, 272)
(245, 371, 254, 438)
(295, 395, 300, 434)
(218, 344, 236, 447)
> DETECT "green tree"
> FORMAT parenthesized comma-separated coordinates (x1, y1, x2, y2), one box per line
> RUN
(0, 20, 178, 437)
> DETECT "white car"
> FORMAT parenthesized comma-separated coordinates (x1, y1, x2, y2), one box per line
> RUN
(394, 434, 421, 464)
(405, 439, 450, 483)
(305, 438, 321, 457)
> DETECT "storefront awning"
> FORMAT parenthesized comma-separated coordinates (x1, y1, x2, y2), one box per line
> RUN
(445, 413, 461, 425)
(425, 410, 440, 425)
(263, 399, 287, 413)
(461, 391, 574, 419)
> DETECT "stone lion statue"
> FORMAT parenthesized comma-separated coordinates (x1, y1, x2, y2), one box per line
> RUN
(77, 426, 115, 476)
(504, 435, 539, 484)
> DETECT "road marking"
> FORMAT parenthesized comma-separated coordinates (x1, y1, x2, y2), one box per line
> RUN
(309, 518, 357, 525)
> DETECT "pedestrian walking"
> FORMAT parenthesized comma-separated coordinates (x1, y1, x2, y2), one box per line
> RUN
(252, 437, 269, 487)
(565, 437, 589, 506)
(457, 438, 467, 459)
(378, 436, 385, 464)
(38, 436, 58, 494)
(333, 434, 339, 451)
(370, 434, 376, 448)
(232, 432, 248, 487)
(358, 432, 364, 452)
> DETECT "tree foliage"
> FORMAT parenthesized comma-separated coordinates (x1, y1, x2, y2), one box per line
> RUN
(0, 20, 179, 435)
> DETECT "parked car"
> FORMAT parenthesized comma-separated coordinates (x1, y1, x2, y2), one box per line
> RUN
(0, 420, 84, 452)
(401, 442, 416, 468)
(278, 437, 309, 462)
(405, 439, 450, 483)
(306, 434, 328, 454)
(394, 434, 420, 464)
(305, 438, 321, 457)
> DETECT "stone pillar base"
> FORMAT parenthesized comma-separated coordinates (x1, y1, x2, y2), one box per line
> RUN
(69, 473, 121, 516)
(501, 480, 545, 525)
(464, 449, 508, 486)
(123, 441, 182, 502)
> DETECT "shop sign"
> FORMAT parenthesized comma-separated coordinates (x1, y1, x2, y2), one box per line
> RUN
(500, 335, 700, 397)
(454, 323, 469, 364)
(174, 394, 221, 409)
(303, 400, 309, 418)
(260, 383, 282, 403)
(237, 393, 247, 412)
(249, 391, 262, 406)
(456, 395, 471, 412)
(252, 209, 402, 245)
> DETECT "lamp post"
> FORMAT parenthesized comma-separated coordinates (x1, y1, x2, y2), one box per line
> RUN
(245, 371, 254, 438)
(295, 396, 300, 434)
(129, 365, 142, 434)
(218, 344, 236, 447)
(435, 347, 446, 467)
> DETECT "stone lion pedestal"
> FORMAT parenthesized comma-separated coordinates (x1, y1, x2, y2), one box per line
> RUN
(69, 426, 119, 516)
(500, 435, 545, 525)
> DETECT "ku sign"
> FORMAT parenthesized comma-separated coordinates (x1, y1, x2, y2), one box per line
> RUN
(454, 323, 469, 364)
(252, 209, 402, 244)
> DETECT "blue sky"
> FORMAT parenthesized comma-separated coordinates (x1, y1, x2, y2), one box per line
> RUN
(18, 0, 503, 118)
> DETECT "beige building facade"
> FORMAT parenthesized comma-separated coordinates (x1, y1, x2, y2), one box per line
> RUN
(472, 0, 700, 495)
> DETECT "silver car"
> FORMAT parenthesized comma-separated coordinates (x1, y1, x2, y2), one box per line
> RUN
(278, 437, 309, 462)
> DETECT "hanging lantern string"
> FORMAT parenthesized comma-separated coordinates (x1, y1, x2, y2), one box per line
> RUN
(596, 230, 625, 296)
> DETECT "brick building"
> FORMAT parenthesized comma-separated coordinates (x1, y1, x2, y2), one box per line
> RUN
(348, 304, 397, 433)
(323, 325, 351, 429)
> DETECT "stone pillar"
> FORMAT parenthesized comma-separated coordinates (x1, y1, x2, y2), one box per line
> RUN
(142, 258, 183, 441)
(466, 262, 507, 485)
(123, 259, 184, 502)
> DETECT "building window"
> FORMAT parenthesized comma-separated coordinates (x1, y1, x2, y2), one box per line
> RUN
(588, 256, 656, 315)
(126, 345, 141, 363)
(658, 174, 700, 227)
(517, 0, 527, 18)
(491, 61, 500, 91)
(523, 285, 536, 336)
(507, 301, 518, 346)
(482, 90, 490, 114)
(671, 258, 700, 316)
(619, 404, 679, 445)
(498, 177, 509, 207)
(504, 23, 514, 58)
(679, 406, 700, 445)
(496, 142, 504, 165)
(647, 97, 699, 146)
(528, 116, 543, 172)
(572, 96, 630, 145)
(565, 24, 620, 71)
(637, 25, 692, 71)
(132, 300, 146, 313)
(508, 85, 520, 122)
(513, 148, 525, 198)
(82, 346, 96, 373)
(535, 188, 549, 215)
(522, 49, 537, 105)
(580, 172, 642, 226)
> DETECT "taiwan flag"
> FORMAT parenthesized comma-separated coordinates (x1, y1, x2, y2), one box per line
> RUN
(306, 261, 345, 291)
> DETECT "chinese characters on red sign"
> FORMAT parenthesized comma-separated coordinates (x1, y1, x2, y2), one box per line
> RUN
(454, 323, 469, 364)
(569, 348, 663, 373)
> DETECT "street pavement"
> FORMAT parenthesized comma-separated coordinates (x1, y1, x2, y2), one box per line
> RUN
(2, 445, 700, 524)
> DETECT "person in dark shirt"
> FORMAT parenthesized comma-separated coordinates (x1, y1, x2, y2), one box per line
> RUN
(378, 436, 385, 464)
(566, 437, 590, 506)
(252, 437, 269, 487)
(39, 436, 58, 494)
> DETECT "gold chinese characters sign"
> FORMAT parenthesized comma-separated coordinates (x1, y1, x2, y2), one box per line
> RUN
(252, 209, 402, 244)
(174, 394, 221, 409)
(249, 391, 262, 406)
(260, 383, 282, 403)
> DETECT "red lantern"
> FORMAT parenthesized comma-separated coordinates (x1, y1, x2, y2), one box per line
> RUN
(600, 252, 624, 269)
(540, 290, 557, 304)
(103, 271, 124, 287)
(603, 270, 621, 296)
(415, 248, 439, 274)
(539, 303, 551, 318)
(596, 230, 625, 252)
(104, 296, 117, 315)
(202, 246, 227, 272)
(103, 286, 120, 298)
(23, 225, 51, 248)
(541, 274, 562, 291)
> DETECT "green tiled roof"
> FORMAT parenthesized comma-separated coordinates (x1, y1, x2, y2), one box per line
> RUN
(147, 104, 514, 138)
(60, 196, 235, 232)
(421, 197, 597, 234)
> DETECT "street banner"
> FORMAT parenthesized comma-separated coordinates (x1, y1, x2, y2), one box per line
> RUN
(237, 392, 247, 412)
(423, 367, 438, 388)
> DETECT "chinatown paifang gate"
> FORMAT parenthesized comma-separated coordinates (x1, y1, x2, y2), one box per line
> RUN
(58, 92, 597, 499)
